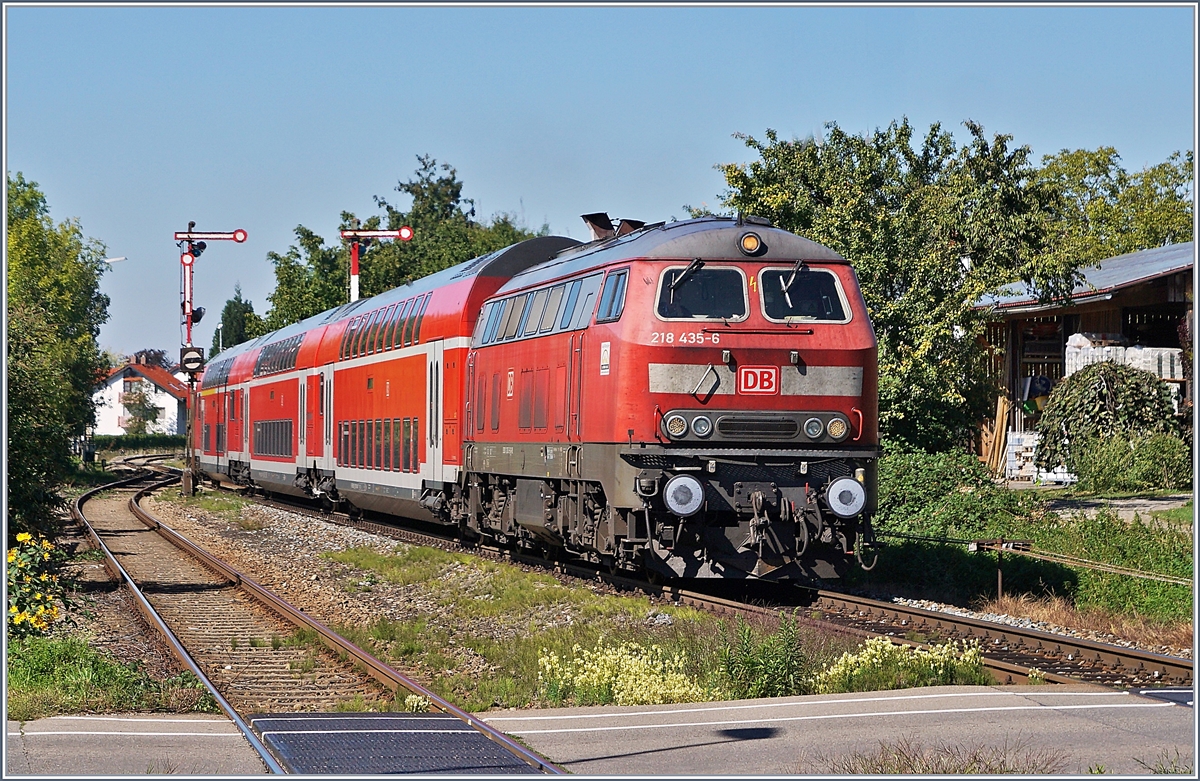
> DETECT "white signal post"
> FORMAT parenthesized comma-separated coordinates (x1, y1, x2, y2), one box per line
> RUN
(339, 227, 414, 302)
(175, 224, 247, 496)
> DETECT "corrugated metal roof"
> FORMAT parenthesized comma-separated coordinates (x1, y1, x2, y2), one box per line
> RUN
(979, 241, 1194, 311)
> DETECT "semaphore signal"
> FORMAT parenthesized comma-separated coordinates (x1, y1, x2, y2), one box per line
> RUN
(340, 226, 415, 302)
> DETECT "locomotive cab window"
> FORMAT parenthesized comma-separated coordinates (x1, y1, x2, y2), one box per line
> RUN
(595, 269, 629, 323)
(656, 264, 748, 321)
(759, 266, 850, 323)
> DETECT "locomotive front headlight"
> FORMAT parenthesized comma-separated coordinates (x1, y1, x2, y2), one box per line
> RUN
(803, 417, 825, 439)
(663, 474, 705, 517)
(738, 232, 763, 256)
(826, 477, 866, 518)
(826, 416, 849, 440)
(664, 413, 689, 438)
(691, 415, 713, 438)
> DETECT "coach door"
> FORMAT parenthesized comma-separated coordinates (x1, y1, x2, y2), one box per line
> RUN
(426, 340, 445, 483)
(320, 365, 335, 473)
(305, 373, 322, 459)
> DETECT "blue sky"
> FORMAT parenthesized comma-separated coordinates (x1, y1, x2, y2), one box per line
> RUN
(5, 3, 1195, 358)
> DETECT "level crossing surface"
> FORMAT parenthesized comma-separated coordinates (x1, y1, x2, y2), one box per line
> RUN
(484, 684, 1195, 776)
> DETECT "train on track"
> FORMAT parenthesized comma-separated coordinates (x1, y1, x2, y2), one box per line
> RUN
(195, 214, 880, 583)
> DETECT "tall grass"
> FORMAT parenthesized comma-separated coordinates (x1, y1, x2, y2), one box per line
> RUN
(811, 735, 1067, 774)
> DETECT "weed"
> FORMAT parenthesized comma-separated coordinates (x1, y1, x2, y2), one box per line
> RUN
(1027, 668, 1046, 684)
(270, 635, 282, 650)
(538, 639, 706, 706)
(1134, 748, 1194, 775)
(403, 694, 432, 713)
(812, 734, 1067, 774)
(719, 613, 814, 698)
(289, 653, 317, 675)
(229, 637, 239, 650)
(248, 637, 266, 648)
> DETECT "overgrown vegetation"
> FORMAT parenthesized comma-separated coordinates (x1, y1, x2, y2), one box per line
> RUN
(6, 636, 218, 721)
(1035, 362, 1189, 491)
(811, 735, 1067, 774)
(810, 637, 991, 693)
(863, 451, 1193, 624)
(324, 545, 999, 711)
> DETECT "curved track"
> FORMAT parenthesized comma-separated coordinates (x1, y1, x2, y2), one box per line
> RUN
(73, 464, 560, 775)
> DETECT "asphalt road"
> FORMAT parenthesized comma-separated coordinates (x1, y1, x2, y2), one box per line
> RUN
(485, 685, 1194, 776)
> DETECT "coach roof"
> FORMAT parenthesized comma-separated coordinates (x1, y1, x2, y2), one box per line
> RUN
(494, 216, 846, 295)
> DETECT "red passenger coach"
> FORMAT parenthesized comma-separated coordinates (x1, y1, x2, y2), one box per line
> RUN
(196, 217, 880, 584)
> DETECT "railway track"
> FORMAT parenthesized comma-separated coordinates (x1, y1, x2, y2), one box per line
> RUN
(188, 473, 1192, 691)
(72, 465, 560, 774)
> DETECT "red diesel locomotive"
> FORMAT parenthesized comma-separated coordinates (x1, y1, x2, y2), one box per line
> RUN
(195, 215, 880, 583)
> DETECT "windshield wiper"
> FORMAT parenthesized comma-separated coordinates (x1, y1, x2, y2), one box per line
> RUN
(779, 258, 806, 309)
(668, 257, 705, 303)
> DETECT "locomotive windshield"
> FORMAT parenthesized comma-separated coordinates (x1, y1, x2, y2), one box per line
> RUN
(656, 265, 747, 320)
(760, 266, 848, 322)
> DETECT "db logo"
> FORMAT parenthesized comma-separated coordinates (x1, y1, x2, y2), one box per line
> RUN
(737, 365, 779, 395)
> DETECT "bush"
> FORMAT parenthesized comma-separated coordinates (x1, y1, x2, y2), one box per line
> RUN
(810, 637, 991, 694)
(1071, 434, 1192, 493)
(1035, 361, 1180, 472)
(875, 450, 1036, 538)
(92, 433, 185, 452)
(7, 533, 68, 638)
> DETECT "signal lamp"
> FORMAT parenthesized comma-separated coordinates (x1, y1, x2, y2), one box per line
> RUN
(738, 232, 765, 256)
(191, 241, 207, 258)
(191, 306, 206, 324)
(826, 417, 849, 440)
(664, 414, 688, 438)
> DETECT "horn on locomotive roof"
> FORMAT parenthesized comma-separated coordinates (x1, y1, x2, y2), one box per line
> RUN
(581, 212, 615, 241)
(615, 219, 645, 237)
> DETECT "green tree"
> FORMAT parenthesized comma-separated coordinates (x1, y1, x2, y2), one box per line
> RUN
(711, 120, 1079, 451)
(7, 172, 111, 439)
(211, 284, 258, 356)
(258, 156, 545, 331)
(1036, 147, 1193, 264)
(6, 303, 74, 540)
(7, 172, 110, 540)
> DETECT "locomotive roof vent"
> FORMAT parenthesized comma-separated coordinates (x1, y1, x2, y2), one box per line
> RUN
(615, 218, 645, 237)
(581, 212, 615, 241)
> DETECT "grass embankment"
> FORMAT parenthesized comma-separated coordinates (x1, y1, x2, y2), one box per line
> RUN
(856, 451, 1193, 641)
(319, 545, 989, 712)
(6, 637, 217, 721)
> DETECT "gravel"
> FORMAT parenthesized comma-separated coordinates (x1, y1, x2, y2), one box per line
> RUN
(890, 597, 1193, 660)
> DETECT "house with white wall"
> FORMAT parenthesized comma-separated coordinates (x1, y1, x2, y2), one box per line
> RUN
(93, 360, 189, 436)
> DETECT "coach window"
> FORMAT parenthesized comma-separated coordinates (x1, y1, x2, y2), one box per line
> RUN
(758, 266, 850, 323)
(342, 318, 359, 360)
(539, 284, 566, 333)
(383, 302, 403, 349)
(413, 295, 431, 343)
(656, 265, 748, 321)
(375, 420, 383, 469)
(486, 298, 513, 344)
(403, 294, 423, 346)
(374, 304, 397, 352)
(476, 375, 487, 431)
(595, 269, 629, 323)
(357, 309, 381, 357)
(392, 418, 402, 469)
(389, 299, 410, 349)
(402, 418, 413, 471)
(500, 294, 529, 341)
(522, 289, 549, 337)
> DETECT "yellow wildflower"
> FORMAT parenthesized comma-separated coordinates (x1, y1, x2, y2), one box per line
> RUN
(6, 549, 15, 563)
(16, 533, 31, 543)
